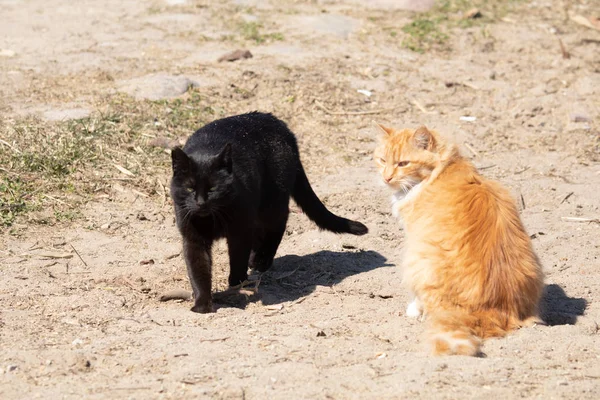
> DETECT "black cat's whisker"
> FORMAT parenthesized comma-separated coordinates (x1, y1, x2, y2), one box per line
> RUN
(180, 207, 193, 229)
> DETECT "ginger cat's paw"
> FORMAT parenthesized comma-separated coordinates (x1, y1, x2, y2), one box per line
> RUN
(406, 299, 422, 318)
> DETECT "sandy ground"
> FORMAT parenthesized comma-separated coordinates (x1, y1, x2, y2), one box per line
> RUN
(1, 0, 600, 398)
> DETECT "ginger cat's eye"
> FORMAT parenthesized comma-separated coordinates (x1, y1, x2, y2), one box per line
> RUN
(397, 161, 410, 167)
(377, 157, 386, 166)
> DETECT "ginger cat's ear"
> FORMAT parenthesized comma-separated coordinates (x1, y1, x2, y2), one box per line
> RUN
(372, 120, 393, 136)
(413, 126, 436, 151)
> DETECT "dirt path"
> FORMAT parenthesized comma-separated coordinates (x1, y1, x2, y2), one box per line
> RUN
(1, 0, 599, 399)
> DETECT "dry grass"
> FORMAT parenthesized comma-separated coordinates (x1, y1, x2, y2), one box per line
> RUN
(0, 90, 216, 230)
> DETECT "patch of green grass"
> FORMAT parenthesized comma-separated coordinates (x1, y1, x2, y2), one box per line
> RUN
(0, 178, 32, 227)
(401, 18, 449, 53)
(237, 21, 284, 44)
(399, 0, 523, 52)
(0, 89, 218, 228)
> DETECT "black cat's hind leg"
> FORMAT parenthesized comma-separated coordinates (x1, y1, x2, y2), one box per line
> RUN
(226, 231, 253, 287)
(252, 209, 289, 273)
(182, 236, 214, 314)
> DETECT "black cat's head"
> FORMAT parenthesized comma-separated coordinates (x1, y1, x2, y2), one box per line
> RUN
(170, 144, 234, 219)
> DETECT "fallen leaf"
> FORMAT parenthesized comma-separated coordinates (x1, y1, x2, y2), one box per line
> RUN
(571, 15, 600, 31)
(114, 164, 135, 176)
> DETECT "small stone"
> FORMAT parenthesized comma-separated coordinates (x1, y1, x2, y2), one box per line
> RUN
(464, 8, 482, 19)
(6, 365, 17, 372)
(117, 74, 197, 101)
(217, 49, 253, 62)
(316, 330, 326, 337)
(570, 113, 591, 123)
(136, 213, 149, 221)
(436, 363, 448, 371)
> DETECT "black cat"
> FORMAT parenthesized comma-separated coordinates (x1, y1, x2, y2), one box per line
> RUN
(170, 112, 368, 313)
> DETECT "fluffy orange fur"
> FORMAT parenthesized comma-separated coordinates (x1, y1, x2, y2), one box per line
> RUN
(373, 123, 544, 356)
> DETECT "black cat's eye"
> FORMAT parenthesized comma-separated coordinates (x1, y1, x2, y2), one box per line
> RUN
(185, 187, 195, 193)
(397, 161, 410, 167)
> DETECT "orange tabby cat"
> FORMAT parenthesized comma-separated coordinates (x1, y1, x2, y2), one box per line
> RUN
(373, 123, 544, 356)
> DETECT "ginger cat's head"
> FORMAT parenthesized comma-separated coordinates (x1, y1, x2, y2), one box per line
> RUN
(373, 123, 448, 193)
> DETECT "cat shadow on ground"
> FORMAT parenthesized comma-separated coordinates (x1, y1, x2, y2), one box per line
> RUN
(539, 283, 587, 326)
(213, 249, 392, 310)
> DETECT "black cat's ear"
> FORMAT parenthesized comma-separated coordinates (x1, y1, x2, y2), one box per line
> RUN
(171, 147, 190, 175)
(216, 143, 232, 173)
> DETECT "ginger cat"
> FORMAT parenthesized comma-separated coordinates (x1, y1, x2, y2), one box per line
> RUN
(373, 123, 544, 356)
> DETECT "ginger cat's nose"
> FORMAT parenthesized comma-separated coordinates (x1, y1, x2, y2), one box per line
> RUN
(384, 175, 393, 183)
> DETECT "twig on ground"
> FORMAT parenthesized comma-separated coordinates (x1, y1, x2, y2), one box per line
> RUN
(69, 244, 88, 267)
(560, 192, 574, 204)
(274, 267, 300, 281)
(315, 100, 395, 116)
(23, 251, 73, 259)
(411, 99, 436, 114)
(199, 337, 229, 342)
(157, 178, 167, 209)
(464, 143, 479, 158)
(514, 166, 531, 175)
(478, 164, 497, 170)
(561, 217, 600, 224)
(43, 194, 67, 205)
(558, 38, 571, 59)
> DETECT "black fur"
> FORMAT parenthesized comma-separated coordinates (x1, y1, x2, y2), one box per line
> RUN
(170, 112, 368, 313)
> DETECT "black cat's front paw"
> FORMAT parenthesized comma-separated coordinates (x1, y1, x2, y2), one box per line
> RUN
(190, 300, 213, 313)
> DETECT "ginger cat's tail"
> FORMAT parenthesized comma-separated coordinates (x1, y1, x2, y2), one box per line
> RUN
(427, 308, 520, 356)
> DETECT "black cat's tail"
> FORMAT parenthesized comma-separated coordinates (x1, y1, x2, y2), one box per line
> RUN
(291, 166, 368, 235)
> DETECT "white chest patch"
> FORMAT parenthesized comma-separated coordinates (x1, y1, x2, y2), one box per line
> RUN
(390, 182, 423, 217)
